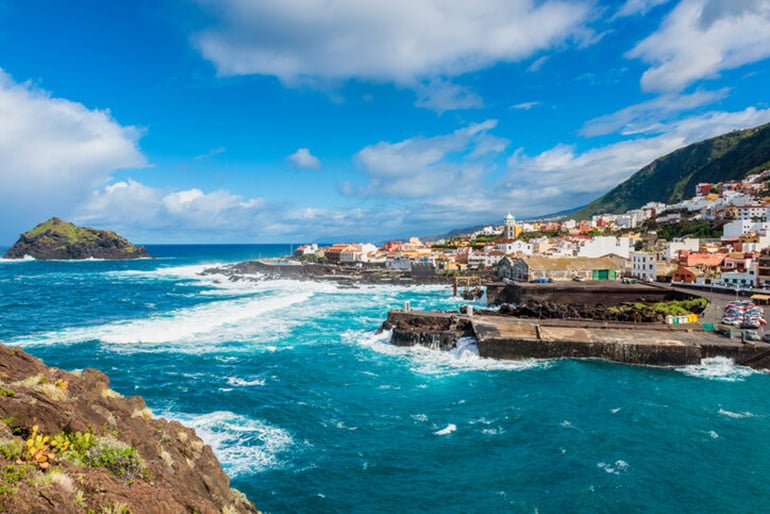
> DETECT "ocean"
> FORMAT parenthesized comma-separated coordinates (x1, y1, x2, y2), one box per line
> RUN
(2, 244, 770, 513)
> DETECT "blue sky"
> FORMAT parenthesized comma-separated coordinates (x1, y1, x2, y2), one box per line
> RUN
(1, 0, 770, 244)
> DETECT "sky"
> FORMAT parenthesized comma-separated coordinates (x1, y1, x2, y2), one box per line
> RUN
(1, 0, 770, 244)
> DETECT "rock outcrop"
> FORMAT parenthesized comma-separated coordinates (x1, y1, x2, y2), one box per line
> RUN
(0, 345, 258, 513)
(4, 218, 149, 260)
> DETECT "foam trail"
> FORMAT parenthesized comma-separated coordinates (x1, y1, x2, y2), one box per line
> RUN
(718, 408, 754, 419)
(12, 289, 313, 347)
(435, 424, 456, 436)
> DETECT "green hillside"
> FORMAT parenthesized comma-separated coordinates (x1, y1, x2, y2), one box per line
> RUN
(571, 122, 770, 220)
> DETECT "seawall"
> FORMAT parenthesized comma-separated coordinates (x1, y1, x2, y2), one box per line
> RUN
(384, 310, 770, 370)
(486, 281, 695, 306)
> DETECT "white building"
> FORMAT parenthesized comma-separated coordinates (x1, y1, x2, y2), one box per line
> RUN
(339, 243, 378, 263)
(736, 205, 769, 221)
(631, 251, 657, 281)
(576, 236, 632, 259)
(496, 239, 534, 256)
(720, 269, 757, 289)
(722, 220, 770, 239)
(664, 238, 699, 261)
(468, 250, 505, 268)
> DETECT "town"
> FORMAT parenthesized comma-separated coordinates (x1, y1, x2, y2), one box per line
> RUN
(292, 169, 770, 295)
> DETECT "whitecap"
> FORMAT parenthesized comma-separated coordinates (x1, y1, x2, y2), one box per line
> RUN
(11, 288, 313, 349)
(718, 408, 754, 419)
(434, 423, 456, 436)
(0, 254, 36, 263)
(597, 460, 629, 475)
(168, 410, 293, 476)
(226, 377, 266, 387)
(676, 357, 756, 382)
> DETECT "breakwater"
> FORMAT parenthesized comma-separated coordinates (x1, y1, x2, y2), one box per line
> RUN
(384, 310, 770, 369)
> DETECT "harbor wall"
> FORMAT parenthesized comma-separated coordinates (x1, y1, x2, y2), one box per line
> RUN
(383, 310, 770, 370)
(486, 282, 695, 306)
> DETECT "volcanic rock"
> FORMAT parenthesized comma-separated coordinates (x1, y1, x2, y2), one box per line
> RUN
(0, 345, 258, 513)
(4, 218, 149, 260)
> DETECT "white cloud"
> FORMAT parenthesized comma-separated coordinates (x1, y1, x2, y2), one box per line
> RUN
(614, 0, 671, 17)
(71, 107, 770, 242)
(194, 0, 593, 111)
(76, 181, 272, 242)
(504, 106, 770, 215)
(580, 88, 729, 136)
(510, 101, 543, 110)
(628, 0, 770, 92)
(288, 148, 321, 169)
(75, 178, 448, 242)
(352, 120, 507, 197)
(413, 79, 483, 113)
(0, 69, 146, 242)
(527, 56, 549, 72)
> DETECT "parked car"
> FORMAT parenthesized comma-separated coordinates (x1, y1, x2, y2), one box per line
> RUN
(741, 319, 762, 329)
(721, 317, 741, 326)
(744, 330, 761, 342)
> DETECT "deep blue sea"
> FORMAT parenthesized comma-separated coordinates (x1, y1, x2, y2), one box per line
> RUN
(2, 244, 770, 513)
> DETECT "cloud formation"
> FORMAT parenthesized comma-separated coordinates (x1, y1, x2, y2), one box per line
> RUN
(0, 69, 145, 241)
(351, 120, 508, 197)
(580, 88, 729, 136)
(628, 0, 770, 92)
(288, 148, 321, 169)
(505, 106, 770, 215)
(194, 0, 593, 110)
(70, 107, 770, 242)
(614, 0, 672, 17)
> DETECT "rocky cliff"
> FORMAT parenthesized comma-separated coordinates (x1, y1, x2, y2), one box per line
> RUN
(0, 345, 258, 514)
(4, 218, 149, 260)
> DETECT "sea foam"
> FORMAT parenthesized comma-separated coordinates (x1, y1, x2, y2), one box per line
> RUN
(169, 410, 294, 477)
(676, 357, 757, 382)
(351, 329, 548, 375)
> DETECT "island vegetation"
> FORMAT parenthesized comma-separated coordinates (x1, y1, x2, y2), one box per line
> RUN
(3, 218, 149, 260)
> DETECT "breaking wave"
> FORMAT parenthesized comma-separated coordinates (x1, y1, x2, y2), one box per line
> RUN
(676, 357, 757, 382)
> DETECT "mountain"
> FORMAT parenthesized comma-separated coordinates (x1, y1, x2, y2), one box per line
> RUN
(3, 218, 149, 260)
(570, 122, 770, 221)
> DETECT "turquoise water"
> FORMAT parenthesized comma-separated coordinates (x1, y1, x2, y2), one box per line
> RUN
(2, 245, 770, 513)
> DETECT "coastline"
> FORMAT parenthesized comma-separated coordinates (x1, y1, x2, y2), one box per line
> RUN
(199, 259, 482, 286)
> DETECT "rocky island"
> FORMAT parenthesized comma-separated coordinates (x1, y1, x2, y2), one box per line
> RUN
(0, 345, 258, 513)
(4, 218, 149, 260)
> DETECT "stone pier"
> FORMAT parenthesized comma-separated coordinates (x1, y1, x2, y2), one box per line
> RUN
(383, 310, 770, 370)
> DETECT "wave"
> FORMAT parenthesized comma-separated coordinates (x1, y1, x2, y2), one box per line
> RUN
(676, 357, 757, 382)
(226, 376, 266, 387)
(10, 288, 314, 349)
(168, 410, 294, 476)
(0, 255, 36, 263)
(434, 423, 456, 436)
(350, 329, 549, 375)
(597, 460, 629, 475)
(718, 408, 755, 419)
